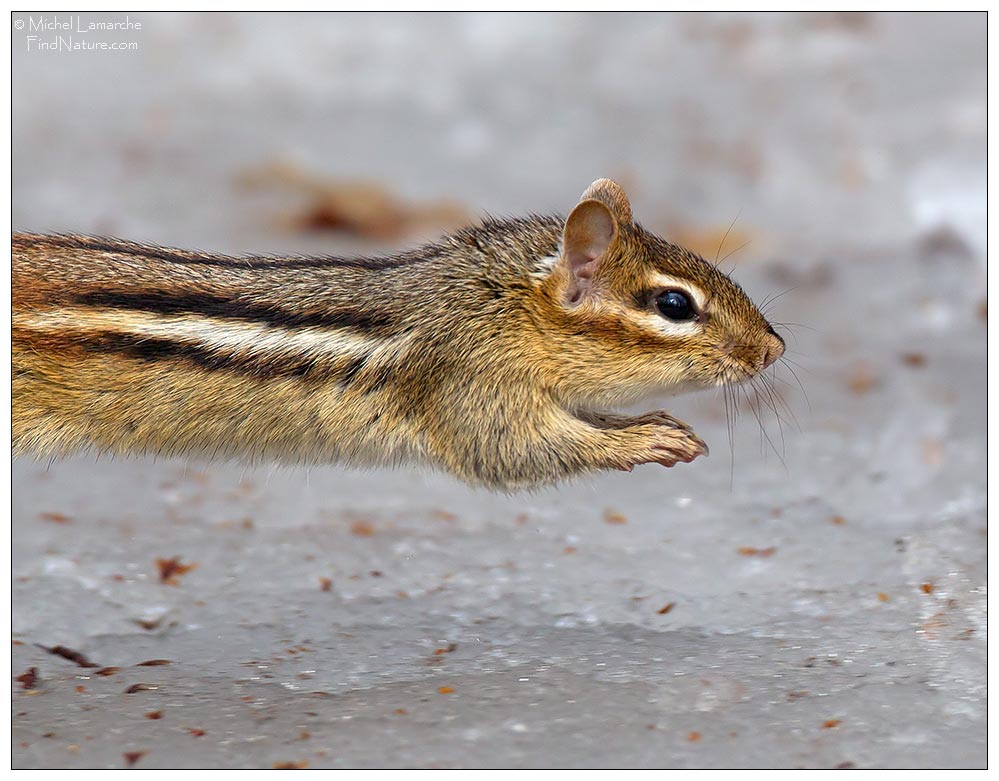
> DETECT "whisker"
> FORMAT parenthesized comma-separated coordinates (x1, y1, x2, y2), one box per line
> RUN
(769, 323, 800, 346)
(714, 208, 743, 269)
(778, 354, 812, 374)
(759, 286, 798, 313)
(769, 320, 816, 333)
(718, 240, 752, 271)
(757, 376, 788, 458)
(742, 384, 766, 459)
(769, 373, 797, 389)
(745, 381, 786, 468)
(759, 369, 801, 432)
(752, 385, 767, 458)
(778, 359, 812, 413)
(724, 384, 736, 489)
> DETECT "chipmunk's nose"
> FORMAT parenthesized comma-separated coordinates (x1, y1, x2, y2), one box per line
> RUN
(762, 326, 785, 370)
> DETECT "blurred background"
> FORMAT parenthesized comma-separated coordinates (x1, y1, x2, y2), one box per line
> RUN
(12, 12, 985, 769)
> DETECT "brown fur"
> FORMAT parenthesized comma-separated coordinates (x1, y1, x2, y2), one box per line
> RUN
(12, 180, 783, 490)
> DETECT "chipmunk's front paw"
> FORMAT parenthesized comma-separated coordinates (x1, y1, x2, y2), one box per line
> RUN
(612, 417, 708, 471)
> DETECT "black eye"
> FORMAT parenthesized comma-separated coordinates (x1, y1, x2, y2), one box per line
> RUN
(655, 290, 697, 321)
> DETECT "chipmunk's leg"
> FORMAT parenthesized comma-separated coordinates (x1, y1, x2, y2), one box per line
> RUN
(568, 409, 708, 474)
(427, 403, 708, 489)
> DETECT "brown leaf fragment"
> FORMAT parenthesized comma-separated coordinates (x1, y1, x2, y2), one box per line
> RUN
(919, 611, 948, 639)
(123, 751, 147, 767)
(920, 583, 934, 594)
(136, 659, 171, 666)
(273, 760, 309, 769)
(737, 546, 777, 558)
(144, 711, 163, 720)
(433, 643, 458, 655)
(185, 727, 205, 737)
(44, 645, 98, 668)
(38, 511, 72, 523)
(657, 602, 677, 615)
(349, 520, 375, 537)
(15, 667, 38, 689)
(133, 617, 166, 631)
(236, 163, 467, 242)
(319, 577, 332, 592)
(846, 362, 879, 395)
(687, 731, 702, 742)
(156, 556, 197, 585)
(603, 510, 628, 525)
(124, 684, 159, 694)
(823, 719, 842, 729)
(900, 352, 927, 368)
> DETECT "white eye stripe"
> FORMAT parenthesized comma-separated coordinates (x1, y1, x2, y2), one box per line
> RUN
(649, 274, 707, 311)
(634, 310, 702, 337)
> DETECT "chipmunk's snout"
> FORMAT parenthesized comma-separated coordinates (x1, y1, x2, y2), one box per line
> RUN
(720, 326, 784, 376)
(761, 326, 785, 370)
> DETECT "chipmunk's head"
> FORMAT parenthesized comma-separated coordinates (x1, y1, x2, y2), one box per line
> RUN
(546, 179, 784, 403)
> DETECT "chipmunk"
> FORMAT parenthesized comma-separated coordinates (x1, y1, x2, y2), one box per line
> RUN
(13, 179, 784, 490)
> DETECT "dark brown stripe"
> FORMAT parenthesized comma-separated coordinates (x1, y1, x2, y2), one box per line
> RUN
(86, 332, 325, 379)
(335, 353, 397, 394)
(72, 290, 398, 335)
(14, 326, 330, 381)
(338, 354, 368, 387)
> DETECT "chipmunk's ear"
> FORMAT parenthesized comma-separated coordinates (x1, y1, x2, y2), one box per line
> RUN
(579, 178, 633, 225)
(561, 179, 631, 303)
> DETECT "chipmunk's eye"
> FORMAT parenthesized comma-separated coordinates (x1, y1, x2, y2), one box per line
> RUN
(655, 290, 697, 321)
